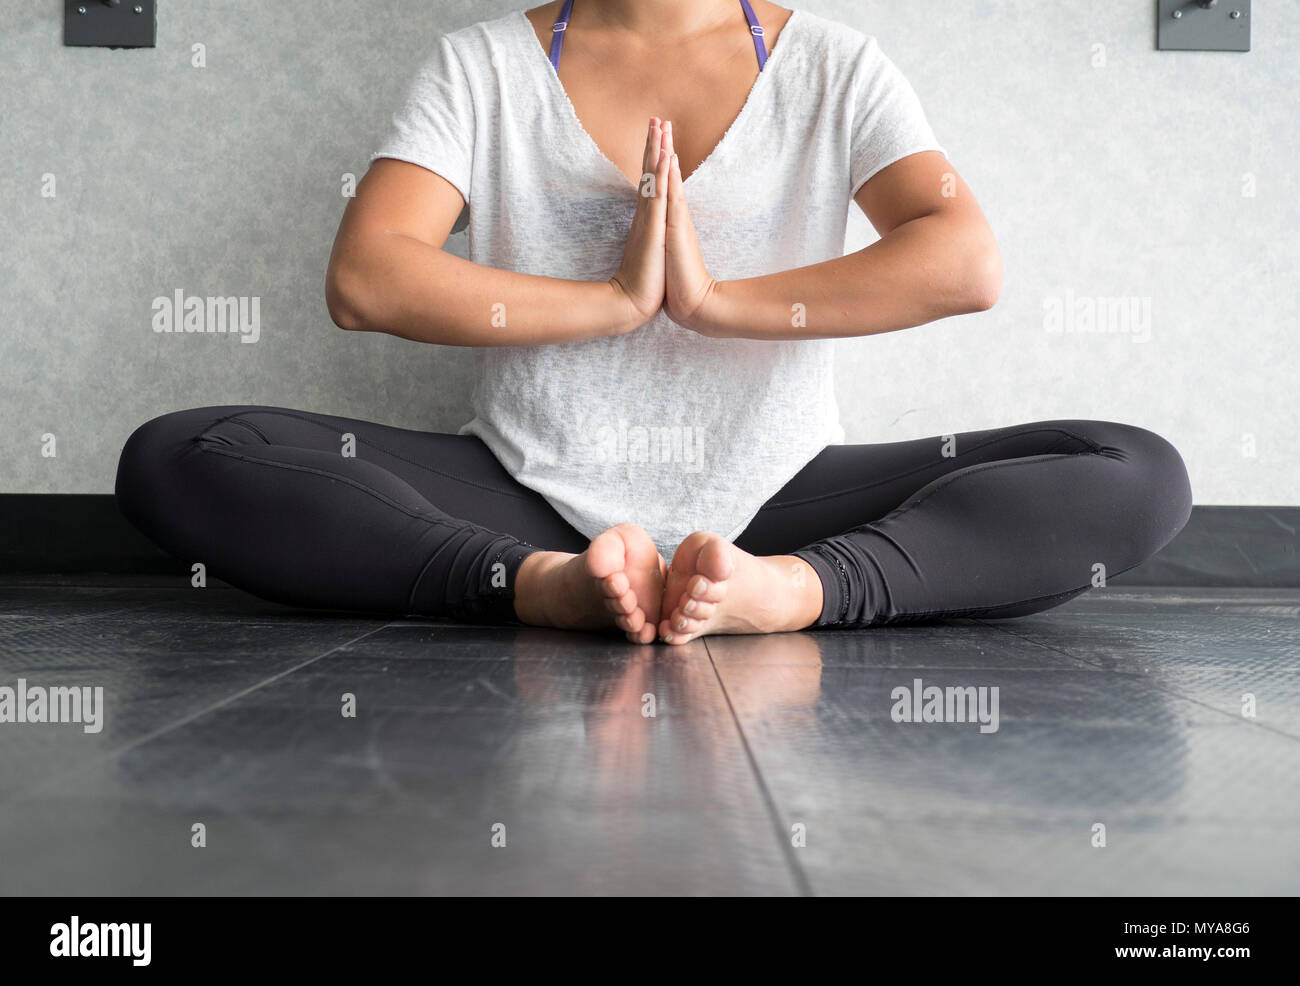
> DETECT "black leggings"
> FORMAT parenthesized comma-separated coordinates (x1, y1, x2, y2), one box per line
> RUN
(115, 406, 1192, 628)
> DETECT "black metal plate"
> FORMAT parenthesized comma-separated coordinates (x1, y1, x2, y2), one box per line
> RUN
(64, 0, 156, 49)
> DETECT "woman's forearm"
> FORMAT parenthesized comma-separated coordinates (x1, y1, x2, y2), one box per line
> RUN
(327, 230, 639, 347)
(692, 211, 1002, 341)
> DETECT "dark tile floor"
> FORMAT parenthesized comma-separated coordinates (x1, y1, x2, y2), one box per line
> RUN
(0, 575, 1296, 896)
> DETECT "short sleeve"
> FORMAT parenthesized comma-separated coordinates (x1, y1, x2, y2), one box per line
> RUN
(849, 38, 945, 197)
(370, 34, 476, 204)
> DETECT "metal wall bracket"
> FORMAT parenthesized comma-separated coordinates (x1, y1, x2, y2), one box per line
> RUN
(1157, 0, 1250, 52)
(64, 0, 156, 49)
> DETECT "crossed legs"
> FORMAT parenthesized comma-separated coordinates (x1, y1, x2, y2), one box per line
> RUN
(116, 408, 1191, 641)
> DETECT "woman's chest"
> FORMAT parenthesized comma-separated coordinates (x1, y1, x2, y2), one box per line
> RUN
(559, 54, 761, 185)
(518, 6, 796, 186)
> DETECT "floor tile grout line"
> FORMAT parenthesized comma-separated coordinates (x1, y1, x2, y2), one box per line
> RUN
(976, 619, 1300, 743)
(703, 637, 816, 898)
(0, 623, 397, 808)
(105, 623, 398, 758)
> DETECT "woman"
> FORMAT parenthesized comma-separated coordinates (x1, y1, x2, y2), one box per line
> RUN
(116, 0, 1192, 645)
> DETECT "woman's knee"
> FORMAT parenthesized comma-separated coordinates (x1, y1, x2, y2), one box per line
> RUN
(1080, 420, 1193, 565)
(115, 406, 245, 525)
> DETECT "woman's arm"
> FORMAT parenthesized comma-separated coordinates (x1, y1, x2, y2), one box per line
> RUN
(326, 128, 672, 347)
(667, 149, 1002, 341)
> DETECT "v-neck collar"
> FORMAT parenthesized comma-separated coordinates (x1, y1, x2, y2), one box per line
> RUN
(516, 8, 800, 193)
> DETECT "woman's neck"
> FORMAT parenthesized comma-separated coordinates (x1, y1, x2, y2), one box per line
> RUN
(578, 0, 740, 40)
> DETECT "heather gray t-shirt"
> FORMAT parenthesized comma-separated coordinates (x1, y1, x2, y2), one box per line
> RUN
(372, 8, 944, 558)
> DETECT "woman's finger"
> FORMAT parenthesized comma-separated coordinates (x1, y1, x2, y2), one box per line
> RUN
(666, 146, 687, 237)
(662, 122, 688, 235)
(670, 124, 691, 217)
(662, 122, 677, 205)
(640, 117, 660, 176)
(649, 123, 671, 216)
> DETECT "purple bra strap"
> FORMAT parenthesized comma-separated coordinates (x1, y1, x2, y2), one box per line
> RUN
(549, 0, 768, 73)
(738, 0, 769, 70)
(548, 0, 575, 72)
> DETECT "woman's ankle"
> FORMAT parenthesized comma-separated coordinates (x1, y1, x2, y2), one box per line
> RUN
(513, 550, 573, 625)
(770, 554, 825, 631)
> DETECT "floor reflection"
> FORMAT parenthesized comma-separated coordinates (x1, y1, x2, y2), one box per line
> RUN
(506, 628, 825, 880)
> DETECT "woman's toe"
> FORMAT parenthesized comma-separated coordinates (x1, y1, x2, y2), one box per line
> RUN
(681, 600, 716, 622)
(674, 614, 704, 634)
(689, 575, 726, 604)
(602, 572, 629, 598)
(659, 617, 697, 643)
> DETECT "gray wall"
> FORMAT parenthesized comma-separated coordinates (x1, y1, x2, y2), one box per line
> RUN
(2, 1, 1295, 503)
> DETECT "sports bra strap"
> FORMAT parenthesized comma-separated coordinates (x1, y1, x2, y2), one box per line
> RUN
(548, 0, 575, 73)
(738, 0, 769, 70)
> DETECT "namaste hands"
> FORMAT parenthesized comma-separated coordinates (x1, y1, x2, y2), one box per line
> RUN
(609, 118, 719, 334)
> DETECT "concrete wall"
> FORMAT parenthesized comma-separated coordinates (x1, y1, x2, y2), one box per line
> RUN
(2, 1, 1294, 502)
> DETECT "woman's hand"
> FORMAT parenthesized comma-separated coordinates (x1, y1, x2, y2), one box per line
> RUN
(609, 119, 672, 331)
(609, 119, 721, 336)
(662, 122, 720, 333)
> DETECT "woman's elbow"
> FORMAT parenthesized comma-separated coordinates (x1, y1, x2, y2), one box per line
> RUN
(325, 260, 369, 332)
(960, 237, 1002, 313)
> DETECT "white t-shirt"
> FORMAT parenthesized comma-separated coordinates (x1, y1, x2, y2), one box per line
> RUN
(372, 8, 944, 558)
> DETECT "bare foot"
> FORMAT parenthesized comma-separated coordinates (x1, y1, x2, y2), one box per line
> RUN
(657, 532, 823, 645)
(514, 523, 667, 644)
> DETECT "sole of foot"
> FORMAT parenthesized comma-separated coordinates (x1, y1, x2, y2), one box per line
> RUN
(657, 532, 821, 645)
(587, 523, 668, 644)
(516, 523, 666, 644)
